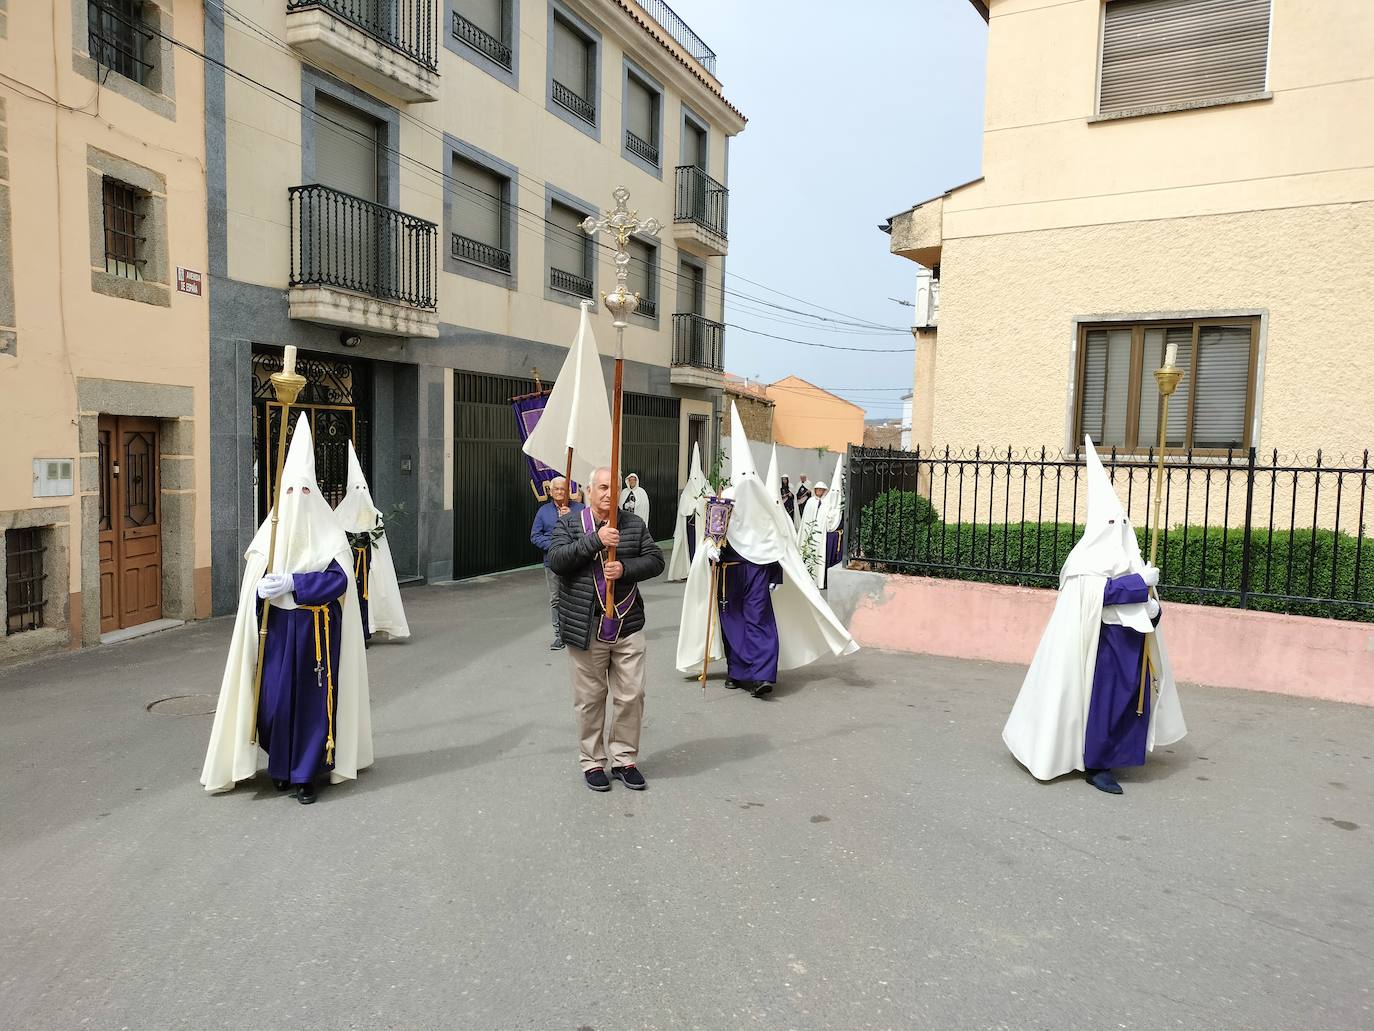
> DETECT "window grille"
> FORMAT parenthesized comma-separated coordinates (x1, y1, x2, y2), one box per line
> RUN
(6, 528, 47, 636)
(88, 0, 154, 86)
(102, 177, 147, 280)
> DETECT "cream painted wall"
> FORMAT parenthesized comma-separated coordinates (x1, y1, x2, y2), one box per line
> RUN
(0, 1, 211, 606)
(949, 0, 1374, 237)
(222, 0, 739, 371)
(924, 0, 1374, 459)
(933, 202, 1374, 456)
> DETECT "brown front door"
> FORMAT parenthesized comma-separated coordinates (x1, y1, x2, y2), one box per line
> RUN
(97, 416, 162, 633)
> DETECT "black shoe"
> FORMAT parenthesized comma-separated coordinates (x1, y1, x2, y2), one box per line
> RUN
(295, 782, 317, 805)
(1085, 769, 1123, 795)
(724, 679, 743, 690)
(584, 768, 611, 792)
(272, 778, 290, 792)
(749, 682, 774, 699)
(612, 765, 647, 790)
(551, 637, 566, 651)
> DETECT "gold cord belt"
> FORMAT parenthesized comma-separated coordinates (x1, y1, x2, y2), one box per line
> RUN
(301, 603, 336, 765)
(352, 546, 370, 601)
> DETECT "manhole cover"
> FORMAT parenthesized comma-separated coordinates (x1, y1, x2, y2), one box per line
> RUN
(146, 694, 217, 716)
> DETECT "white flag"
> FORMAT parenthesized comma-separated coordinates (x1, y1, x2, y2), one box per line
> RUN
(522, 302, 612, 487)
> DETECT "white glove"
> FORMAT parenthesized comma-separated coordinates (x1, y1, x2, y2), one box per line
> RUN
(1140, 565, 1160, 588)
(255, 573, 295, 600)
(1146, 597, 1160, 619)
(703, 540, 721, 564)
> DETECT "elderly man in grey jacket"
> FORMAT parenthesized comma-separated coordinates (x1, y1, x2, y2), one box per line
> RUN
(547, 467, 664, 792)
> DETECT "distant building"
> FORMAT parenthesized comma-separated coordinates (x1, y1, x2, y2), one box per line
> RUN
(767, 376, 865, 453)
(722, 374, 774, 443)
(864, 421, 904, 449)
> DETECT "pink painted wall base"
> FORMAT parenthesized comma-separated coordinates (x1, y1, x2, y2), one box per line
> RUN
(832, 570, 1374, 707)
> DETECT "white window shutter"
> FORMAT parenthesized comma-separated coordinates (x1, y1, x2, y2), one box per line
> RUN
(1192, 325, 1252, 448)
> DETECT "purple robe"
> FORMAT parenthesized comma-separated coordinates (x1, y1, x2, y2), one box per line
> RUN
(1083, 573, 1155, 770)
(686, 515, 697, 561)
(823, 529, 843, 587)
(351, 543, 372, 641)
(718, 545, 783, 685)
(257, 560, 349, 784)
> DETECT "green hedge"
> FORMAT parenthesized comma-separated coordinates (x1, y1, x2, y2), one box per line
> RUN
(858, 489, 1374, 623)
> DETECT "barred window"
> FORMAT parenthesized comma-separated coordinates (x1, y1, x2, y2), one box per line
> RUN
(88, 0, 155, 86)
(102, 177, 148, 280)
(1076, 318, 1259, 452)
(6, 528, 47, 636)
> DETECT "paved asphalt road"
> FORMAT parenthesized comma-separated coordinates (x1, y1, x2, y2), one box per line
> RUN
(1, 566, 1371, 1031)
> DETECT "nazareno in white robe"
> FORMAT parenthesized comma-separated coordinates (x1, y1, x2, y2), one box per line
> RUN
(334, 440, 410, 639)
(668, 443, 708, 582)
(676, 403, 858, 675)
(1002, 437, 1186, 780)
(200, 415, 374, 794)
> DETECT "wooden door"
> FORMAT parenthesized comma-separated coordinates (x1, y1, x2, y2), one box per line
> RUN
(97, 416, 162, 632)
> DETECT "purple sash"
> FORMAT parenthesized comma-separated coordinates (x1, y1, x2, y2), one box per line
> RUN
(581, 508, 639, 642)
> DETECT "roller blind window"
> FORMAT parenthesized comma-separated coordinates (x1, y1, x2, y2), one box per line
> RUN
(454, 158, 505, 250)
(553, 17, 591, 101)
(1099, 0, 1271, 115)
(457, 0, 504, 39)
(548, 201, 588, 278)
(627, 75, 656, 143)
(627, 238, 653, 298)
(1078, 319, 1257, 451)
(314, 95, 379, 202)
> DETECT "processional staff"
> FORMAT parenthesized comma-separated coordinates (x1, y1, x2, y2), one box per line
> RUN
(580, 187, 662, 618)
(1138, 342, 1184, 716)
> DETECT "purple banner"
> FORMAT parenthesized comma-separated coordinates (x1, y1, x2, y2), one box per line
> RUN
(512, 390, 581, 501)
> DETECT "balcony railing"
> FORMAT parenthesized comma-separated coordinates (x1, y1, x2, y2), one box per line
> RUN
(635, 296, 658, 320)
(451, 11, 511, 69)
(625, 130, 660, 167)
(638, 0, 716, 76)
(674, 165, 728, 240)
(550, 266, 593, 299)
(289, 184, 437, 310)
(286, 0, 438, 71)
(672, 313, 724, 372)
(451, 233, 511, 274)
(552, 79, 596, 124)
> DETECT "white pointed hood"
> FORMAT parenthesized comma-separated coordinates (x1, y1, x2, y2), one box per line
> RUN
(765, 445, 781, 500)
(677, 443, 708, 519)
(728, 403, 760, 487)
(669, 443, 709, 582)
(1058, 436, 1144, 583)
(820, 453, 845, 532)
(333, 441, 382, 534)
(248, 415, 350, 575)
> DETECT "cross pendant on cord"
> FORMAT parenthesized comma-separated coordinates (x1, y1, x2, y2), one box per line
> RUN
(315, 662, 325, 688)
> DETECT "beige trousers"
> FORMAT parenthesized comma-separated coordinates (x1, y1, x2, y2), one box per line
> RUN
(567, 630, 647, 772)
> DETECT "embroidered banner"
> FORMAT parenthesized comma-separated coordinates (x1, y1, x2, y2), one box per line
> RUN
(512, 389, 581, 501)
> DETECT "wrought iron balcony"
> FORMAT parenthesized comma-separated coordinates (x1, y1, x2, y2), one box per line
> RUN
(552, 79, 596, 124)
(635, 296, 658, 320)
(286, 0, 438, 70)
(672, 313, 724, 372)
(451, 233, 511, 274)
(289, 184, 437, 310)
(625, 130, 660, 167)
(638, 0, 716, 76)
(550, 266, 593, 299)
(451, 11, 511, 69)
(675, 165, 728, 239)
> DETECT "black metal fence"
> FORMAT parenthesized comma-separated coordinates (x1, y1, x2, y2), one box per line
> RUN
(289, 184, 437, 310)
(672, 313, 724, 372)
(452, 11, 511, 69)
(638, 0, 717, 74)
(287, 0, 437, 70)
(674, 165, 728, 240)
(845, 445, 1374, 622)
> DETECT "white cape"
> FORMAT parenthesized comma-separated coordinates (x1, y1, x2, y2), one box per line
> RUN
(1002, 436, 1186, 780)
(668, 443, 708, 582)
(201, 416, 374, 793)
(620, 485, 650, 527)
(334, 441, 410, 639)
(676, 404, 858, 675)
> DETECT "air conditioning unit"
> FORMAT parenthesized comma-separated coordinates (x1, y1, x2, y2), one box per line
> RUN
(913, 266, 940, 329)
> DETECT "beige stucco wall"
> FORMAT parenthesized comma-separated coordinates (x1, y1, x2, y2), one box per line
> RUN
(768, 376, 865, 453)
(0, 0, 211, 648)
(223, 0, 739, 373)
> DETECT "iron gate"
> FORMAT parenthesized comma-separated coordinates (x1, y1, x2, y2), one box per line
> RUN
(453, 372, 681, 578)
(252, 349, 372, 523)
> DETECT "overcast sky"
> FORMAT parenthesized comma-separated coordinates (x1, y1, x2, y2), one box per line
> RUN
(677, 0, 988, 421)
